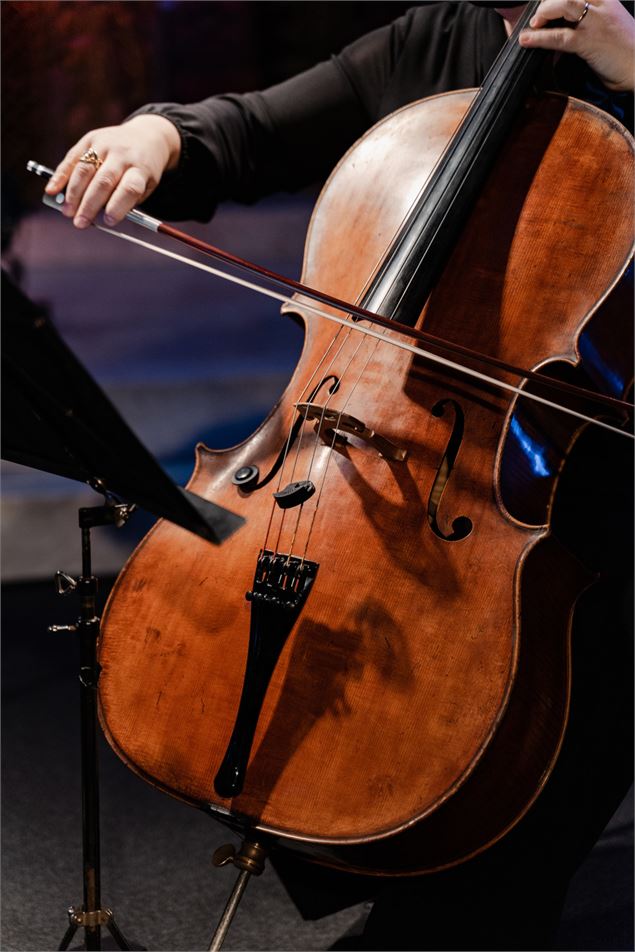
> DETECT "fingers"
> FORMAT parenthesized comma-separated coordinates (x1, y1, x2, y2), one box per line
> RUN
(44, 131, 118, 227)
(519, 0, 591, 53)
(70, 160, 153, 229)
(103, 167, 152, 225)
(518, 24, 579, 52)
(528, 0, 590, 28)
(44, 135, 92, 196)
(67, 155, 126, 228)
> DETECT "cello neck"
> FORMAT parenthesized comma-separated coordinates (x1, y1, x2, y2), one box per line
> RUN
(360, 1, 548, 325)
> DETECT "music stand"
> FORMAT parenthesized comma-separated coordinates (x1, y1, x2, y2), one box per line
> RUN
(1, 269, 245, 950)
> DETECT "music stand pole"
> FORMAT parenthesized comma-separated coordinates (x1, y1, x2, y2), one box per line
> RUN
(55, 498, 138, 952)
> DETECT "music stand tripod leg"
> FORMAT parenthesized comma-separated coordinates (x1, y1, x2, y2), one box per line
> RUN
(58, 908, 79, 952)
(52, 500, 139, 952)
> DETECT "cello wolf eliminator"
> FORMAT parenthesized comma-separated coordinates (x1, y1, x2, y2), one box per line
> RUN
(27, 0, 634, 891)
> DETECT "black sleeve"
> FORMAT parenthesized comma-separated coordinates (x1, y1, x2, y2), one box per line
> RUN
(131, 59, 367, 222)
(132, 3, 505, 222)
(131, 10, 418, 222)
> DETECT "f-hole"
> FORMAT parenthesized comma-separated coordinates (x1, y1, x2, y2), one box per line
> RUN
(239, 375, 339, 493)
(427, 398, 473, 542)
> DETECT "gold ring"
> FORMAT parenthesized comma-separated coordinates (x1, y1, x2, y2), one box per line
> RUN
(575, 0, 590, 23)
(78, 147, 103, 169)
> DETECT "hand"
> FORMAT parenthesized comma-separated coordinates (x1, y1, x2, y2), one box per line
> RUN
(518, 0, 635, 91)
(44, 114, 182, 229)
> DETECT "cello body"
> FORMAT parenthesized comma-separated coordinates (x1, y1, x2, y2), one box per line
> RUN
(97, 89, 633, 874)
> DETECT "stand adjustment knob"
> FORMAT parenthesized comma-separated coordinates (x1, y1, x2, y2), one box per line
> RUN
(212, 844, 237, 868)
(212, 839, 267, 876)
(48, 624, 78, 634)
(55, 570, 78, 595)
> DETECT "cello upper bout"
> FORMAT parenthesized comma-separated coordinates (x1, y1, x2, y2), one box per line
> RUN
(287, 89, 477, 317)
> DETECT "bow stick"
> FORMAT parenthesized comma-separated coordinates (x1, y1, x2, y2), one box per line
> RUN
(27, 160, 634, 441)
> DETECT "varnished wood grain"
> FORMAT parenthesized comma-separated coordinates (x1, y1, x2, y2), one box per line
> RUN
(97, 91, 633, 872)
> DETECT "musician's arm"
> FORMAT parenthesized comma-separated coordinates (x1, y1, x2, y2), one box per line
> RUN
(44, 3, 501, 229)
(44, 12, 412, 229)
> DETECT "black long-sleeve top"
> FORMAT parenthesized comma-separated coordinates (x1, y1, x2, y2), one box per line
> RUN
(133, 1, 632, 222)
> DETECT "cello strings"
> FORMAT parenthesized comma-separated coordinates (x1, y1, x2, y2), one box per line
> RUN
(281, 328, 390, 564)
(260, 329, 352, 553)
(261, 229, 397, 551)
(267, 326, 361, 557)
(298, 337, 392, 565)
(260, 170, 439, 561)
(269, 279, 399, 561)
(263, 256, 390, 559)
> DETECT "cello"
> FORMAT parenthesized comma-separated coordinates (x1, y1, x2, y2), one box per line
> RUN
(93, 1, 633, 878)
